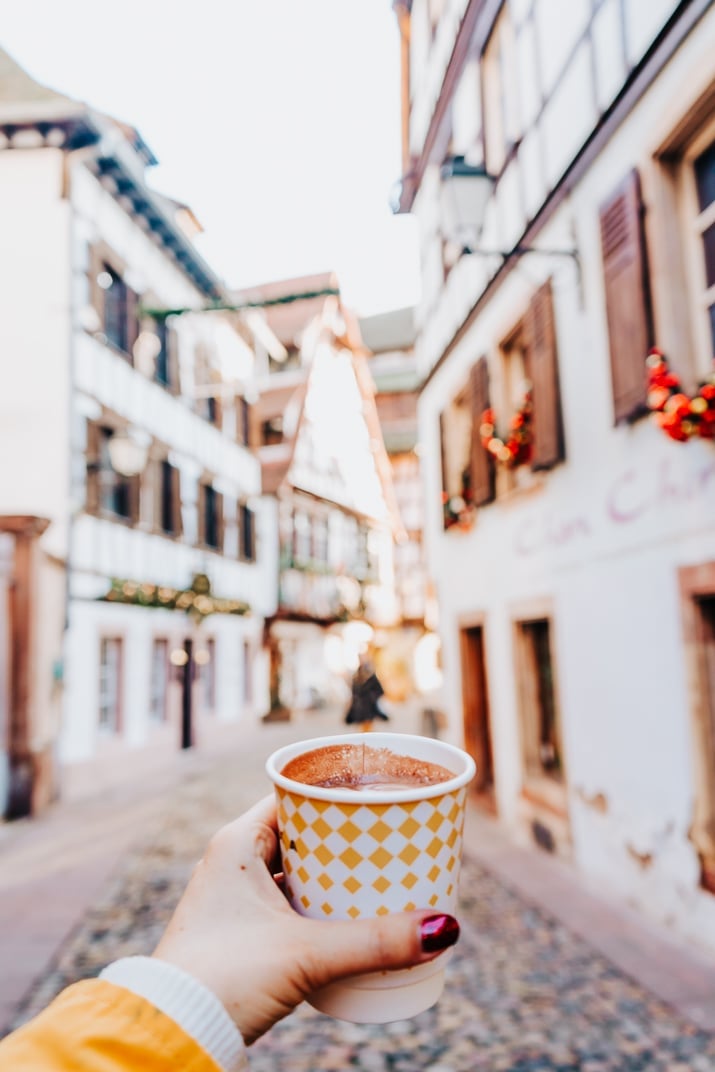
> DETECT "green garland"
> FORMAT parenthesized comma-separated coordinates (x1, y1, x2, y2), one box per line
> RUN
(141, 287, 340, 322)
(100, 573, 250, 622)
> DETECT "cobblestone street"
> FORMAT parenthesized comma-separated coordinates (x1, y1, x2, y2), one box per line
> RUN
(3, 712, 715, 1070)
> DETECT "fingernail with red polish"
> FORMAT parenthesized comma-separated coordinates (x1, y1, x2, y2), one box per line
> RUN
(420, 914, 460, 953)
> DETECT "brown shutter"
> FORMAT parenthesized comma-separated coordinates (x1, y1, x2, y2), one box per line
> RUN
(599, 169, 653, 423)
(171, 464, 183, 538)
(527, 279, 565, 470)
(167, 324, 180, 396)
(216, 491, 225, 552)
(87, 244, 104, 329)
(246, 507, 256, 562)
(125, 287, 139, 362)
(128, 473, 141, 525)
(470, 357, 496, 508)
(247, 403, 261, 449)
(86, 420, 100, 514)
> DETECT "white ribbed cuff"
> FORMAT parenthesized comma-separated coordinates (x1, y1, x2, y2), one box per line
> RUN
(100, 956, 248, 1072)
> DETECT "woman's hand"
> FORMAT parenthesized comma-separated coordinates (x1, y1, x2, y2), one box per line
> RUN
(153, 795, 459, 1044)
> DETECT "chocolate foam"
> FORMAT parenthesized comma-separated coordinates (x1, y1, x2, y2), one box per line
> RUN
(281, 743, 455, 791)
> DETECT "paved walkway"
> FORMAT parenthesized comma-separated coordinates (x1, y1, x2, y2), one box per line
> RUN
(2, 711, 715, 1068)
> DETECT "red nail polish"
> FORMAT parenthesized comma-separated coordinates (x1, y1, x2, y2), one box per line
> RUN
(420, 913, 460, 953)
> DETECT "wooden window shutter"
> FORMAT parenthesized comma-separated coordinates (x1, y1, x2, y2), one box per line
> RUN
(87, 244, 104, 328)
(527, 279, 565, 470)
(469, 357, 496, 507)
(216, 491, 225, 552)
(439, 412, 449, 500)
(599, 169, 654, 423)
(171, 464, 183, 538)
(86, 420, 100, 514)
(128, 474, 141, 525)
(248, 403, 261, 449)
(167, 325, 180, 395)
(125, 287, 140, 362)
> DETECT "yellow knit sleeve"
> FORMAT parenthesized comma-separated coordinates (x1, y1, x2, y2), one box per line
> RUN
(0, 979, 223, 1072)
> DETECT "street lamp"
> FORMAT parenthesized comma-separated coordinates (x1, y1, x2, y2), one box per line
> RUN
(107, 431, 149, 477)
(440, 154, 579, 265)
(440, 156, 495, 251)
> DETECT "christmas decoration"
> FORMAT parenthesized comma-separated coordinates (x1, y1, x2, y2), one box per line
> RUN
(645, 349, 715, 442)
(480, 388, 533, 467)
(100, 573, 250, 623)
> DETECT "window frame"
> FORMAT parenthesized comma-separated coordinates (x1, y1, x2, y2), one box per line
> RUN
(512, 603, 568, 818)
(98, 636, 123, 734)
(679, 562, 715, 896)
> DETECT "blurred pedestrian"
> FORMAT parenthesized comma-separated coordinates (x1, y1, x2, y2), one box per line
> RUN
(345, 653, 389, 732)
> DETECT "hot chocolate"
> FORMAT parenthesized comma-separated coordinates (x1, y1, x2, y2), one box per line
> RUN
(281, 743, 455, 792)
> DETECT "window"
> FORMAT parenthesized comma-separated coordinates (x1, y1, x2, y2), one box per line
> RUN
(292, 511, 311, 564)
(482, 5, 519, 175)
(239, 503, 256, 562)
(194, 343, 222, 428)
(199, 483, 223, 551)
(154, 319, 170, 387)
(261, 415, 284, 446)
(86, 423, 139, 524)
(243, 640, 253, 704)
(238, 397, 252, 446)
(99, 637, 123, 732)
(312, 516, 329, 564)
(96, 263, 139, 358)
(199, 637, 216, 712)
(515, 618, 563, 782)
(158, 459, 182, 537)
(149, 638, 169, 722)
(693, 137, 715, 362)
(439, 359, 495, 529)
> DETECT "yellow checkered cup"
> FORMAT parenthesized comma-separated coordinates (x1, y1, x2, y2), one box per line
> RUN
(266, 732, 475, 1023)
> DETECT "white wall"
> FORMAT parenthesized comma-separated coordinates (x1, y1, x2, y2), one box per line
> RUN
(417, 11, 715, 946)
(0, 149, 71, 558)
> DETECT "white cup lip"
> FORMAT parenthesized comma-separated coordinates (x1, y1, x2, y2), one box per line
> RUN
(266, 732, 476, 804)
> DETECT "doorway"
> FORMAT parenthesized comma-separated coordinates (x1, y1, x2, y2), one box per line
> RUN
(459, 624, 495, 810)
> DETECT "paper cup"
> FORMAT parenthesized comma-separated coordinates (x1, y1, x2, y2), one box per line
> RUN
(265, 732, 476, 1023)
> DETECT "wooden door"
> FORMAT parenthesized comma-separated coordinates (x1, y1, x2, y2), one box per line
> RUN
(460, 625, 495, 807)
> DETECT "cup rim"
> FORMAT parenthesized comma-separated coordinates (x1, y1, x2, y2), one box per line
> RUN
(265, 732, 476, 803)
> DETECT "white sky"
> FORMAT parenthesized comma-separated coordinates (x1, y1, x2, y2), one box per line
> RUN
(1, 0, 420, 315)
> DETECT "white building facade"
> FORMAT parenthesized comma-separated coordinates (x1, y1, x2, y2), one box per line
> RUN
(395, 0, 715, 948)
(0, 53, 274, 806)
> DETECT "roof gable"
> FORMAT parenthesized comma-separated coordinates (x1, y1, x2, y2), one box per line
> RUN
(287, 342, 390, 523)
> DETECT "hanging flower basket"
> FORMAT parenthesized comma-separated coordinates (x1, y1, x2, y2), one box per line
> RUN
(645, 349, 715, 442)
(480, 387, 533, 468)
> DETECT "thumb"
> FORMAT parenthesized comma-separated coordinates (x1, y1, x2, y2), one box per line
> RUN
(298, 911, 460, 991)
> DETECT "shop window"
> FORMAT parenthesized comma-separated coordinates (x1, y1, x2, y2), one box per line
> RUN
(515, 618, 564, 783)
(149, 638, 169, 722)
(99, 637, 123, 733)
